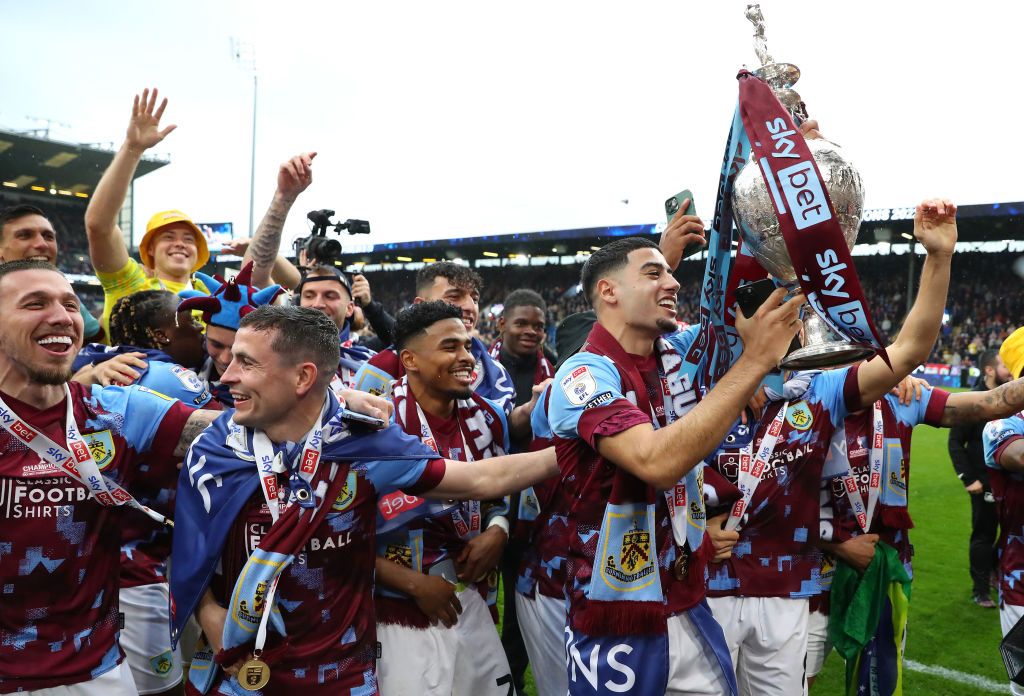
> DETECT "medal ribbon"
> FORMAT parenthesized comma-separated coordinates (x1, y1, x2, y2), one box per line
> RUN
(839, 401, 884, 534)
(0, 384, 171, 526)
(644, 346, 705, 552)
(250, 397, 329, 524)
(725, 402, 789, 532)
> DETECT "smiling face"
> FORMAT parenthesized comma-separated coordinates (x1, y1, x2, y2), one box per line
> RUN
(401, 317, 475, 401)
(602, 247, 680, 337)
(0, 214, 58, 264)
(299, 275, 354, 330)
(0, 268, 83, 385)
(499, 304, 546, 358)
(418, 277, 480, 332)
(150, 224, 199, 277)
(219, 326, 305, 430)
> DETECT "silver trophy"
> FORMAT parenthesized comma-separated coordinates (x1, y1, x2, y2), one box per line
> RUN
(731, 4, 874, 370)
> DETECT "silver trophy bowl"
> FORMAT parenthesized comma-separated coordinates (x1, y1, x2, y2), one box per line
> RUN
(731, 5, 875, 370)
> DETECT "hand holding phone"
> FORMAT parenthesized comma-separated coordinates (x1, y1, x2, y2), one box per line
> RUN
(661, 190, 706, 271)
(735, 279, 802, 355)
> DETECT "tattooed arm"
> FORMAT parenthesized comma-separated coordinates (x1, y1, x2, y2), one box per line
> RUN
(244, 152, 317, 288)
(173, 410, 219, 457)
(940, 378, 1024, 427)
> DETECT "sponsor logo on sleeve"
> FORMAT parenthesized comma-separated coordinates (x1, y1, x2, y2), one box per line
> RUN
(171, 365, 205, 393)
(561, 366, 598, 406)
(584, 391, 615, 410)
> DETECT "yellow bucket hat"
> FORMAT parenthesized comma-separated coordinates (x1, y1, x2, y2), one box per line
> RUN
(139, 210, 210, 272)
(1000, 327, 1024, 379)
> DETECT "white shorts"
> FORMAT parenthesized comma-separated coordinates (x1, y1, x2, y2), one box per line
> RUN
(119, 583, 183, 694)
(665, 611, 734, 696)
(20, 661, 137, 695)
(376, 587, 512, 695)
(805, 608, 831, 678)
(1001, 602, 1024, 696)
(707, 595, 809, 696)
(516, 591, 568, 696)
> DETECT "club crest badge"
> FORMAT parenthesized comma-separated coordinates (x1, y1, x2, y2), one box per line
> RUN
(83, 430, 115, 470)
(149, 649, 174, 676)
(786, 400, 814, 431)
(331, 471, 358, 512)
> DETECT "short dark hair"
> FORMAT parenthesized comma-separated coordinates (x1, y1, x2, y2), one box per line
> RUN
(0, 204, 48, 234)
(0, 259, 64, 293)
(502, 288, 546, 317)
(239, 305, 340, 384)
(580, 236, 659, 306)
(415, 261, 483, 297)
(979, 349, 1001, 373)
(394, 300, 463, 351)
(109, 290, 177, 348)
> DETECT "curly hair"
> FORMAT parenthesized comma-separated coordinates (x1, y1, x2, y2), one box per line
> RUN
(415, 261, 483, 297)
(109, 290, 178, 348)
(394, 300, 463, 351)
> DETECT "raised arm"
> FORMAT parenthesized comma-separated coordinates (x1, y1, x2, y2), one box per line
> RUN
(85, 88, 177, 273)
(598, 290, 803, 490)
(854, 199, 956, 409)
(244, 152, 316, 288)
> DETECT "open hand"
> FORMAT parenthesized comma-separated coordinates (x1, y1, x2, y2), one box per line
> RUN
(126, 88, 177, 152)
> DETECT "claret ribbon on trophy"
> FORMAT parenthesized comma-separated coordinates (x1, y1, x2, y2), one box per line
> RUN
(736, 70, 891, 366)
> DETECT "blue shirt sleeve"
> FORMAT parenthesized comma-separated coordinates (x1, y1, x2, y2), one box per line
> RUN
(362, 457, 435, 495)
(882, 388, 935, 428)
(88, 383, 180, 455)
(141, 362, 213, 408)
(984, 415, 1024, 468)
(530, 385, 554, 440)
(804, 366, 854, 429)
(548, 353, 626, 440)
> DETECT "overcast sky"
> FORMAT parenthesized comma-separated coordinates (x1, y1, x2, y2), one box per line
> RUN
(3, 0, 1020, 251)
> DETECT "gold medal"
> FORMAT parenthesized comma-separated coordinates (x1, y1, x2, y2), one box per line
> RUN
(673, 553, 688, 581)
(238, 657, 271, 691)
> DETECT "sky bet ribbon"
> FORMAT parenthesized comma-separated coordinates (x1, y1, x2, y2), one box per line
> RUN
(736, 70, 890, 364)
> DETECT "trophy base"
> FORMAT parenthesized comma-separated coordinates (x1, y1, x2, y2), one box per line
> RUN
(780, 341, 875, 371)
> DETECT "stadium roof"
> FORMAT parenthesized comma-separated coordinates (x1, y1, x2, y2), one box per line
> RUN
(322, 200, 1024, 266)
(0, 129, 167, 198)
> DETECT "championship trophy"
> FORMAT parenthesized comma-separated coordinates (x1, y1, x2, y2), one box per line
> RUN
(731, 4, 876, 369)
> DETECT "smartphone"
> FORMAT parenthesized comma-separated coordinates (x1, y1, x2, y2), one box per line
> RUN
(664, 190, 705, 261)
(736, 278, 778, 319)
(340, 409, 387, 430)
(736, 279, 802, 354)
